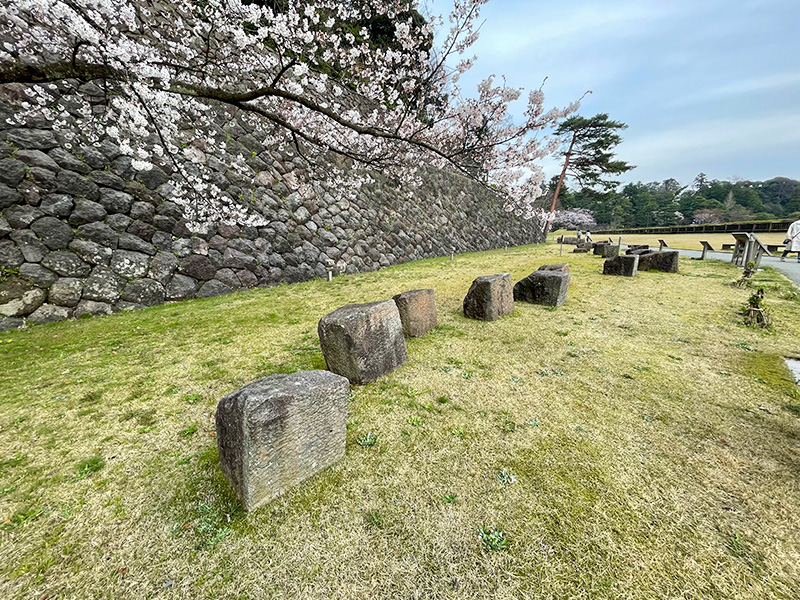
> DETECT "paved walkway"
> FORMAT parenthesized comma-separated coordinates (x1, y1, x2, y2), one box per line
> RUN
(668, 248, 800, 287)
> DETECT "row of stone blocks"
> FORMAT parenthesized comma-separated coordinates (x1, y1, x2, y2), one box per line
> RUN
(216, 288, 438, 511)
(462, 263, 571, 321)
(603, 249, 680, 277)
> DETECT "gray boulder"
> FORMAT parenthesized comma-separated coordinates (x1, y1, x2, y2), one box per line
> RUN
(513, 270, 571, 307)
(69, 239, 112, 266)
(48, 278, 83, 307)
(166, 274, 199, 300)
(0, 216, 10, 237)
(4, 204, 43, 229)
(0, 239, 24, 268)
(15, 149, 60, 171)
(0, 288, 46, 317)
(0, 317, 26, 332)
(638, 250, 679, 273)
(10, 230, 48, 263)
(0, 158, 26, 186)
(76, 222, 118, 248)
(603, 254, 639, 277)
(31, 216, 74, 250)
(28, 304, 71, 325)
(148, 251, 178, 285)
(98, 189, 134, 214)
(110, 250, 150, 279)
(39, 195, 74, 218)
(216, 370, 349, 511)
(4, 129, 58, 150)
(600, 244, 620, 259)
(83, 266, 126, 302)
(56, 170, 100, 200)
(68, 199, 107, 226)
(179, 254, 216, 281)
(74, 299, 114, 318)
(392, 289, 437, 338)
(538, 263, 570, 273)
(118, 233, 156, 256)
(19, 263, 58, 287)
(120, 278, 165, 306)
(41, 251, 91, 277)
(197, 279, 233, 298)
(463, 273, 514, 321)
(318, 300, 408, 384)
(0, 183, 22, 210)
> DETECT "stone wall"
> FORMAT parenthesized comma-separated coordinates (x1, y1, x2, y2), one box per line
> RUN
(0, 82, 543, 331)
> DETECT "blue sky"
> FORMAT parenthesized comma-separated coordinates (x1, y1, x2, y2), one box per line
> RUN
(425, 0, 800, 186)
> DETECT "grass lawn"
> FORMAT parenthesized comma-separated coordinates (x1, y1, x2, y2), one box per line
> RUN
(2, 243, 800, 599)
(551, 230, 788, 251)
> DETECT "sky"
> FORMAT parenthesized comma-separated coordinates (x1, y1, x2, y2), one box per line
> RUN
(424, 0, 800, 186)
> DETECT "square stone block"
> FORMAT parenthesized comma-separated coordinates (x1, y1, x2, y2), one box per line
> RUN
(593, 242, 609, 255)
(537, 263, 570, 273)
(638, 250, 679, 273)
(393, 288, 437, 338)
(216, 370, 350, 512)
(514, 270, 571, 306)
(463, 273, 513, 321)
(600, 244, 620, 258)
(603, 254, 639, 277)
(318, 300, 408, 384)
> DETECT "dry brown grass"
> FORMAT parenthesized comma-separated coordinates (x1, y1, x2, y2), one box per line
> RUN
(1, 244, 800, 599)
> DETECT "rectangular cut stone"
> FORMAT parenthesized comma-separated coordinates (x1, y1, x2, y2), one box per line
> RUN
(625, 244, 650, 255)
(514, 270, 571, 306)
(603, 254, 639, 277)
(638, 250, 679, 273)
(318, 300, 408, 384)
(537, 263, 570, 273)
(593, 242, 609, 255)
(600, 244, 620, 258)
(216, 370, 349, 512)
(393, 289, 437, 338)
(463, 273, 513, 321)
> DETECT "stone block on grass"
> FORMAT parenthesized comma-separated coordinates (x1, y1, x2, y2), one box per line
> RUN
(537, 263, 570, 273)
(603, 254, 639, 277)
(318, 300, 408, 384)
(600, 244, 620, 258)
(514, 270, 571, 306)
(463, 273, 513, 321)
(392, 289, 437, 338)
(592, 242, 609, 255)
(638, 250, 679, 273)
(216, 370, 349, 512)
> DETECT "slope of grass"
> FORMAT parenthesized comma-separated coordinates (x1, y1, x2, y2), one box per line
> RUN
(1, 243, 800, 599)
(551, 230, 787, 251)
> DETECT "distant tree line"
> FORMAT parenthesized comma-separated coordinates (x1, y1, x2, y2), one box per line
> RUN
(544, 174, 800, 229)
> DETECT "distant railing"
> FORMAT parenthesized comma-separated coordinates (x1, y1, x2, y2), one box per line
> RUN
(594, 219, 795, 236)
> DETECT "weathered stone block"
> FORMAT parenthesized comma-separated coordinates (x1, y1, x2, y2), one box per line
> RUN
(600, 244, 620, 258)
(0, 239, 24, 269)
(537, 263, 570, 273)
(28, 304, 71, 325)
(41, 251, 91, 277)
(637, 250, 679, 273)
(462, 273, 513, 321)
(603, 254, 639, 277)
(216, 370, 349, 511)
(121, 278, 165, 306)
(197, 279, 233, 298)
(625, 244, 650, 255)
(392, 289, 437, 338)
(514, 270, 571, 306)
(0, 288, 46, 317)
(593, 242, 609, 255)
(166, 274, 199, 300)
(318, 300, 408, 384)
(48, 278, 83, 307)
(74, 299, 114, 318)
(110, 249, 149, 279)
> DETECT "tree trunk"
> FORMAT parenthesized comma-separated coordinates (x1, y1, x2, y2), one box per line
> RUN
(543, 132, 577, 235)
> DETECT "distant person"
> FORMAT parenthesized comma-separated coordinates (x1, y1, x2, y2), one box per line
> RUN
(781, 218, 800, 262)
(585, 232, 593, 243)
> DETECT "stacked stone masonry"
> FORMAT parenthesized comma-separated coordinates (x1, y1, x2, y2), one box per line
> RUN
(0, 83, 543, 330)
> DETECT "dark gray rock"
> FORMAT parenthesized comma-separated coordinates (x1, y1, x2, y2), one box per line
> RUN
(79, 146, 108, 170)
(56, 170, 100, 200)
(120, 278, 165, 306)
(0, 275, 33, 303)
(136, 166, 169, 190)
(236, 269, 258, 289)
(27, 304, 72, 325)
(49, 148, 91, 174)
(603, 254, 639, 277)
(318, 300, 408, 384)
(83, 266, 126, 302)
(217, 222, 240, 239)
(625, 244, 650, 255)
(19, 263, 58, 287)
(0, 239, 24, 268)
(593, 243, 609, 255)
(179, 254, 216, 281)
(151, 231, 172, 251)
(129, 201, 154, 222)
(215, 268, 240, 290)
(393, 289, 437, 338)
(0, 183, 22, 210)
(0, 216, 10, 237)
(191, 236, 209, 256)
(600, 244, 620, 259)
(513, 271, 571, 307)
(4, 204, 43, 228)
(463, 273, 514, 321)
(638, 250, 680, 273)
(0, 158, 25, 185)
(166, 274, 199, 300)
(69, 239, 112, 265)
(118, 233, 156, 256)
(0, 288, 46, 317)
(10, 230, 47, 262)
(76, 222, 118, 248)
(148, 251, 178, 285)
(69, 199, 107, 226)
(4, 129, 58, 150)
(114, 300, 145, 312)
(106, 213, 133, 232)
(88, 169, 125, 190)
(15, 149, 60, 171)
(156, 200, 183, 220)
(172, 238, 192, 258)
(74, 299, 114, 318)
(0, 317, 26, 332)
(197, 279, 233, 298)
(153, 215, 176, 233)
(31, 216, 74, 250)
(41, 250, 91, 277)
(48, 278, 83, 307)
(222, 247, 258, 270)
(537, 263, 570, 273)
(110, 249, 150, 278)
(216, 370, 349, 511)
(126, 219, 156, 241)
(98, 189, 134, 214)
(39, 194, 73, 217)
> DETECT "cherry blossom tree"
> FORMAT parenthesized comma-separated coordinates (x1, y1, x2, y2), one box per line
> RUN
(0, 0, 579, 227)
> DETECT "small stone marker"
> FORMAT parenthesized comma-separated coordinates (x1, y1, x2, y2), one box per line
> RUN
(638, 250, 679, 273)
(537, 264, 569, 273)
(600, 244, 620, 259)
(513, 270, 571, 306)
(463, 273, 513, 321)
(392, 289, 437, 338)
(318, 300, 408, 384)
(216, 370, 349, 512)
(603, 254, 639, 277)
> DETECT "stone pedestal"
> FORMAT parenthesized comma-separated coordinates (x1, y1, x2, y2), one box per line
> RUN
(463, 273, 513, 321)
(216, 370, 350, 512)
(393, 289, 437, 338)
(600, 244, 620, 258)
(514, 270, 571, 306)
(638, 250, 679, 273)
(318, 300, 408, 384)
(603, 254, 639, 277)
